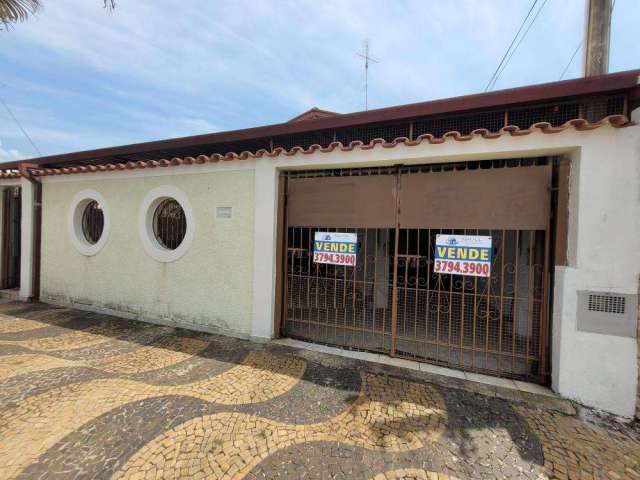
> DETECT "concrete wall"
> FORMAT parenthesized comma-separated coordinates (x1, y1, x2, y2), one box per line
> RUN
(40, 169, 255, 337)
(550, 125, 640, 417)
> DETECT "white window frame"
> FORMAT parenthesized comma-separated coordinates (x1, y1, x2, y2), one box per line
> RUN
(68, 189, 110, 256)
(138, 185, 195, 263)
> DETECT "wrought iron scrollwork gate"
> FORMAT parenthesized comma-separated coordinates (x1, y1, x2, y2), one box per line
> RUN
(282, 160, 551, 383)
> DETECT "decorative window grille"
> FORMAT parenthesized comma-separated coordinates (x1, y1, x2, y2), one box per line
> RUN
(81, 200, 104, 245)
(153, 199, 187, 250)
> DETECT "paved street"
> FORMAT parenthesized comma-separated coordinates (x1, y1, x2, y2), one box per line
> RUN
(0, 302, 639, 480)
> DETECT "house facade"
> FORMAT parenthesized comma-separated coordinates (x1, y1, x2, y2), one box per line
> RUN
(1, 70, 639, 417)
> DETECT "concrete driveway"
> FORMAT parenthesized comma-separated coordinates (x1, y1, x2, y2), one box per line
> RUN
(0, 302, 638, 479)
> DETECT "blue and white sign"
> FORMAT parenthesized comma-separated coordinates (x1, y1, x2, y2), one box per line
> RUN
(434, 234, 492, 277)
(313, 232, 358, 266)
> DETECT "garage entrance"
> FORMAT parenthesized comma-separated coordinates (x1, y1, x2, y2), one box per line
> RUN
(280, 159, 552, 383)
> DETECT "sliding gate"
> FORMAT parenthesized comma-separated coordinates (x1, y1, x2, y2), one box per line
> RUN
(282, 160, 552, 383)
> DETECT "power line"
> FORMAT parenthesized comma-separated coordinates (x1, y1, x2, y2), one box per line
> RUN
(0, 92, 42, 157)
(559, 42, 582, 80)
(487, 0, 548, 91)
(484, 0, 539, 92)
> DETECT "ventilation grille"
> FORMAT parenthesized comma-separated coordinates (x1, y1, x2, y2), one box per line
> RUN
(335, 122, 410, 145)
(245, 94, 625, 157)
(273, 129, 334, 151)
(414, 110, 505, 137)
(587, 294, 626, 315)
(577, 291, 636, 337)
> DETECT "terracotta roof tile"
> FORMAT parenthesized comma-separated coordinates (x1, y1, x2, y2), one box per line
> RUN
(20, 114, 631, 178)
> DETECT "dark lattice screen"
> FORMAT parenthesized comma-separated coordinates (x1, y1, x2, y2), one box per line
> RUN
(335, 122, 411, 145)
(46, 94, 626, 168)
(414, 110, 506, 137)
(273, 129, 334, 151)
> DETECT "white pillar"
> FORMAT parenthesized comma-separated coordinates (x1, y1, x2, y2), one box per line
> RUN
(19, 177, 34, 299)
(251, 163, 278, 341)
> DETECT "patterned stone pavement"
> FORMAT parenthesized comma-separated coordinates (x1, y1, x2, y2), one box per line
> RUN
(0, 302, 639, 479)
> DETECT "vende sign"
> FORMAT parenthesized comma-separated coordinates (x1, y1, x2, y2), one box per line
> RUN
(434, 234, 492, 277)
(313, 232, 357, 266)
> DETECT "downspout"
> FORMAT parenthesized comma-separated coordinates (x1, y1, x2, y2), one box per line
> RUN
(18, 163, 41, 302)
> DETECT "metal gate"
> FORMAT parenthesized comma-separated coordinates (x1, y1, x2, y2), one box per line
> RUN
(282, 160, 552, 383)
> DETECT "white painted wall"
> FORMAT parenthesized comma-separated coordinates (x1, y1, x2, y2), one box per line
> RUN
(5, 119, 638, 416)
(19, 177, 34, 300)
(39, 169, 256, 338)
(251, 161, 278, 340)
(550, 125, 640, 417)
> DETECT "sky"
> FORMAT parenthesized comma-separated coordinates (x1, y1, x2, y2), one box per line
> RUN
(0, 0, 638, 162)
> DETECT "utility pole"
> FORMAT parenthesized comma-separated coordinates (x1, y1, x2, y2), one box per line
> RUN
(357, 40, 379, 111)
(583, 0, 612, 77)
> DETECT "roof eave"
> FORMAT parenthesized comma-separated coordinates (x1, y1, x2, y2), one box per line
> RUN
(3, 68, 639, 170)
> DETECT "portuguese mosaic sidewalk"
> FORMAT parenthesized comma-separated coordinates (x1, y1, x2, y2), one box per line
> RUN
(0, 302, 639, 479)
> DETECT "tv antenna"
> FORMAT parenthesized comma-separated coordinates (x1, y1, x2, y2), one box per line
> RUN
(356, 40, 379, 110)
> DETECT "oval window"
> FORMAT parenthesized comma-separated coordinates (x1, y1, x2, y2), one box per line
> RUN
(81, 200, 104, 245)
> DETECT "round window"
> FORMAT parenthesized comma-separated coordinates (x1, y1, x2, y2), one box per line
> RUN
(82, 200, 104, 245)
(68, 189, 110, 256)
(153, 198, 186, 250)
(138, 186, 194, 263)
